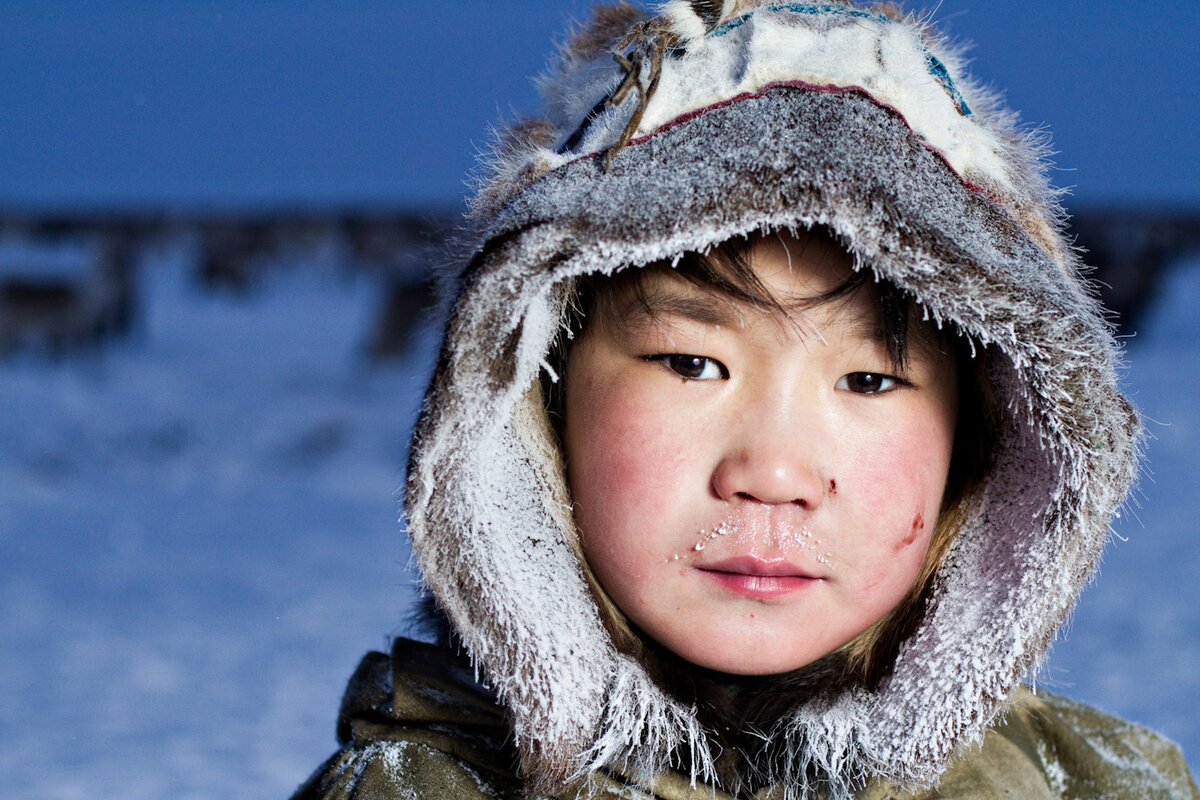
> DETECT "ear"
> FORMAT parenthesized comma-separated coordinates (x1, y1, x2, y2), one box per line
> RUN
(659, 0, 738, 46)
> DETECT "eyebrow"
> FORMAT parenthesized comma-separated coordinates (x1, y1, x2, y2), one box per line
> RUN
(617, 283, 745, 328)
(620, 280, 893, 349)
(841, 307, 888, 345)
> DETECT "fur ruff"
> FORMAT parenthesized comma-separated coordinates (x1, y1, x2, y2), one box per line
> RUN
(408, 4, 1140, 798)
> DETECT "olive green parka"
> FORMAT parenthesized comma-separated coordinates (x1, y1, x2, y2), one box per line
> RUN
(294, 639, 1198, 799)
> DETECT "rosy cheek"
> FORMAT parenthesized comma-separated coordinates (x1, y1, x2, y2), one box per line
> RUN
(582, 399, 673, 502)
(569, 376, 683, 547)
(850, 411, 951, 517)
(851, 456, 933, 532)
(839, 418, 948, 596)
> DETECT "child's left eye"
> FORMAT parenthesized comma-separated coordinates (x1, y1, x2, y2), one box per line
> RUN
(836, 372, 902, 394)
(649, 354, 728, 381)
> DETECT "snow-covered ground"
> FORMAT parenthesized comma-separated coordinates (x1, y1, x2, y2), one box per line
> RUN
(0, 242, 430, 799)
(1, 242, 1197, 799)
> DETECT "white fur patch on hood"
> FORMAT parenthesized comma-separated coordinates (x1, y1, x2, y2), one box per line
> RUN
(404, 3, 1141, 798)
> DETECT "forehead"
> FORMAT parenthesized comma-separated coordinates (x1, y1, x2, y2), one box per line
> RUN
(603, 230, 875, 334)
(745, 231, 857, 299)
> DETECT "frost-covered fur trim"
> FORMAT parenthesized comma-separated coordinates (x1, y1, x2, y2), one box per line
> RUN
(407, 3, 1140, 799)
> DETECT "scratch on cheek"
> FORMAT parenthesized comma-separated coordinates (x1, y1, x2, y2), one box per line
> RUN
(827, 478, 837, 496)
(894, 512, 924, 552)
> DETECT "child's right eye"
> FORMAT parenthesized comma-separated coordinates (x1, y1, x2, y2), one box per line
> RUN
(648, 354, 728, 381)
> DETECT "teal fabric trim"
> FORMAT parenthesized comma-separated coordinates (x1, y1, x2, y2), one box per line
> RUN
(924, 52, 973, 116)
(706, 4, 973, 117)
(709, 3, 885, 37)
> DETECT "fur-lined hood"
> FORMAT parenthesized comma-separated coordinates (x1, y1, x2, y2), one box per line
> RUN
(404, 2, 1139, 798)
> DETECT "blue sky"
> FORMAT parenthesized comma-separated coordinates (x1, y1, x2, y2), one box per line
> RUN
(1, 0, 1197, 211)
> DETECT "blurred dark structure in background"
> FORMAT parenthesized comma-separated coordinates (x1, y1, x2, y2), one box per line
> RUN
(0, 231, 136, 357)
(0, 210, 455, 359)
(1067, 210, 1200, 332)
(1, 207, 1197, 359)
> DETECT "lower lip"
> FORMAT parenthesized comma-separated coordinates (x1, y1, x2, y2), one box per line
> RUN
(700, 570, 816, 598)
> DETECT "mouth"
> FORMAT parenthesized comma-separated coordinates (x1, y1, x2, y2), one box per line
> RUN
(696, 556, 819, 599)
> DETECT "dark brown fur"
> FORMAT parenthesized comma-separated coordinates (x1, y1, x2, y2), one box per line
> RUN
(564, 2, 646, 62)
(687, 0, 729, 31)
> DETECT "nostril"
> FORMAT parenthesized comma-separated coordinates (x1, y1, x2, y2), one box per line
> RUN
(795, 498, 808, 508)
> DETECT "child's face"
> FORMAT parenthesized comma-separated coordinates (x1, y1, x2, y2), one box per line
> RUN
(563, 233, 959, 675)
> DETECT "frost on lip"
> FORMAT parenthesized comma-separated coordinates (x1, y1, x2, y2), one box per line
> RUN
(665, 508, 833, 570)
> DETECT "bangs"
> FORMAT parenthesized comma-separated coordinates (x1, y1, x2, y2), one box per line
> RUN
(569, 229, 921, 373)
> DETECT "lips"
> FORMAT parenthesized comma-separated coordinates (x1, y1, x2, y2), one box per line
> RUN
(697, 556, 819, 599)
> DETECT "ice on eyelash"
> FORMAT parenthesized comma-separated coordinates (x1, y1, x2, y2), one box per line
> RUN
(665, 515, 832, 568)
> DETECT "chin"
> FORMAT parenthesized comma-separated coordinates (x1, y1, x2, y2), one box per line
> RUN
(669, 637, 837, 678)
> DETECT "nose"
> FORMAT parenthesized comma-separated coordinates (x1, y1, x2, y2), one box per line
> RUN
(709, 414, 829, 509)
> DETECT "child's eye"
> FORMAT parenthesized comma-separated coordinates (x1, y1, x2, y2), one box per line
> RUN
(649, 354, 728, 381)
(836, 372, 902, 394)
